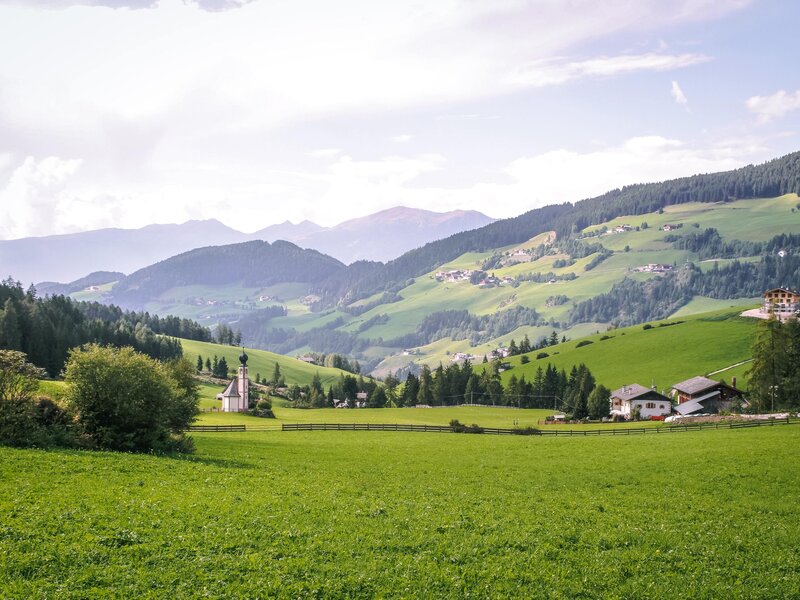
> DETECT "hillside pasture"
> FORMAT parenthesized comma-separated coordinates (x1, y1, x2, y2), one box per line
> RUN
(498, 309, 759, 391)
(180, 338, 353, 388)
(2, 427, 799, 598)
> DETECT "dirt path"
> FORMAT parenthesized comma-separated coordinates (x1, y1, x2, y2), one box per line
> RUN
(707, 359, 752, 376)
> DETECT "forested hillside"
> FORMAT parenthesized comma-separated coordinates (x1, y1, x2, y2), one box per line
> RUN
(111, 240, 347, 308)
(0, 279, 211, 376)
(317, 151, 800, 304)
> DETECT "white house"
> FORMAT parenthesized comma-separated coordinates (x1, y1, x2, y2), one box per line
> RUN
(610, 383, 672, 419)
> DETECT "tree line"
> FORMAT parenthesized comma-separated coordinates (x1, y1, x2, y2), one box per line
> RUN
(0, 278, 212, 376)
(569, 255, 800, 327)
(395, 359, 609, 419)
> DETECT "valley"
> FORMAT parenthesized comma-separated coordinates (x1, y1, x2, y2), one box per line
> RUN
(58, 191, 797, 378)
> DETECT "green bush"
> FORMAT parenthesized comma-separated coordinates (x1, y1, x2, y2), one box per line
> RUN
(0, 350, 79, 448)
(64, 345, 199, 453)
(575, 340, 594, 348)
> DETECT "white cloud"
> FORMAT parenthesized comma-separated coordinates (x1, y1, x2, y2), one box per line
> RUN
(0, 156, 85, 239)
(506, 53, 710, 87)
(746, 89, 800, 123)
(308, 148, 343, 159)
(0, 0, 761, 238)
(391, 134, 412, 143)
(671, 80, 688, 106)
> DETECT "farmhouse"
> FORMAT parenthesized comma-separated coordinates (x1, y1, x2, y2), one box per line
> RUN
(610, 384, 672, 419)
(670, 376, 745, 416)
(355, 392, 368, 408)
(762, 287, 800, 316)
(220, 351, 250, 412)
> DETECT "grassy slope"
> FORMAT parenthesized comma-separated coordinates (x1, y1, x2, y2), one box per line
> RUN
(180, 338, 352, 388)
(496, 308, 760, 391)
(2, 427, 799, 598)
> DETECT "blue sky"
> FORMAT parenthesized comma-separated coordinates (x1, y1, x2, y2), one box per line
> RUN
(0, 0, 798, 238)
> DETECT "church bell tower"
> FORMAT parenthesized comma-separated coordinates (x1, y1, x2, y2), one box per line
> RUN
(237, 349, 249, 410)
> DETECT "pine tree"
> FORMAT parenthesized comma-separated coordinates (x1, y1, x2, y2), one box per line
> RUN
(0, 299, 22, 350)
(205, 357, 211, 372)
(417, 365, 433, 405)
(271, 362, 283, 387)
(549, 331, 559, 346)
(588, 384, 611, 420)
(196, 354, 203, 373)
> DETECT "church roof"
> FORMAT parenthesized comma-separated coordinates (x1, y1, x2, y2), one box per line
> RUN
(222, 378, 240, 397)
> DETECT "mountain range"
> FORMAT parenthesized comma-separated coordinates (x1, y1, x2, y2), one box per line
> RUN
(0, 206, 493, 285)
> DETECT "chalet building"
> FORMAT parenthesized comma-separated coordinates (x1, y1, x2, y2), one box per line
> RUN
(221, 351, 250, 412)
(762, 287, 800, 316)
(670, 376, 745, 416)
(610, 384, 672, 419)
(355, 392, 368, 408)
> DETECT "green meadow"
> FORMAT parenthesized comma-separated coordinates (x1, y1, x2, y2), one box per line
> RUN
(179, 338, 352, 388)
(496, 308, 759, 391)
(2, 427, 799, 598)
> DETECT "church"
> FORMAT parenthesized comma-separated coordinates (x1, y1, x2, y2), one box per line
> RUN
(221, 350, 250, 412)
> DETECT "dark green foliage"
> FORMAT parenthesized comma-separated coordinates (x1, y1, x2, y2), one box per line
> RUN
(570, 255, 800, 327)
(588, 384, 611, 420)
(449, 419, 484, 433)
(746, 317, 800, 411)
(0, 350, 78, 448)
(213, 356, 229, 378)
(215, 323, 242, 346)
(249, 398, 275, 419)
(666, 230, 800, 261)
(536, 352, 549, 359)
(64, 345, 199, 453)
(0, 279, 199, 376)
(584, 250, 613, 271)
(575, 340, 594, 348)
(520, 355, 530, 364)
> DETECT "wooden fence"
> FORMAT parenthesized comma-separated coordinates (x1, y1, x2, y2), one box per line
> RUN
(189, 424, 246, 432)
(281, 417, 799, 436)
(188, 418, 798, 436)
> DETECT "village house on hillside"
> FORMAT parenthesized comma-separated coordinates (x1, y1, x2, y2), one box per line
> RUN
(671, 376, 745, 416)
(762, 287, 800, 316)
(610, 384, 672, 419)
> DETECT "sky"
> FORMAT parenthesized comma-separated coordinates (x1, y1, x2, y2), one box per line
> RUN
(0, 0, 798, 239)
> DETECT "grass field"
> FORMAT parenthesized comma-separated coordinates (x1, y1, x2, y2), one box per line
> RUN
(180, 338, 353, 388)
(2, 427, 799, 598)
(497, 308, 759, 391)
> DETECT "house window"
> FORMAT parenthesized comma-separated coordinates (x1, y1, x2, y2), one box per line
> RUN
(660, 404, 665, 409)
(645, 402, 656, 409)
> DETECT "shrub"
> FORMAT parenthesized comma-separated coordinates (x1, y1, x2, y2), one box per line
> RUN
(511, 426, 541, 436)
(0, 350, 78, 448)
(250, 398, 276, 419)
(575, 340, 594, 348)
(536, 352, 549, 360)
(520, 355, 530, 364)
(64, 345, 199, 453)
(643, 324, 653, 330)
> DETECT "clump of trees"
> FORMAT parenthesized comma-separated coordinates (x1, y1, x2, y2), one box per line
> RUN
(0, 279, 201, 377)
(0, 350, 76, 448)
(746, 316, 800, 411)
(398, 359, 606, 418)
